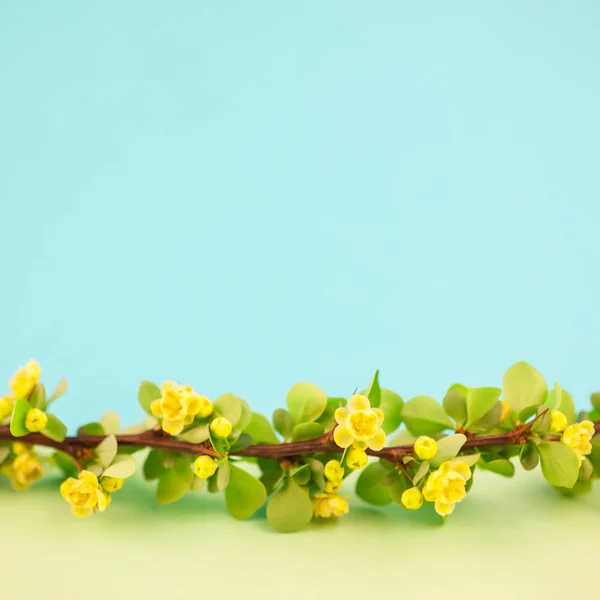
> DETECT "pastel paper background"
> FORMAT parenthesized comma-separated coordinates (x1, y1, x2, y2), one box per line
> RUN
(0, 2, 598, 597)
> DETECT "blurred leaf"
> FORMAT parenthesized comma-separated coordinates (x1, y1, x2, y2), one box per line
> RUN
(42, 414, 67, 443)
(9, 398, 30, 437)
(292, 464, 311, 486)
(538, 441, 579, 488)
(479, 457, 515, 477)
(244, 413, 279, 444)
(291, 422, 324, 442)
(225, 464, 267, 520)
(273, 408, 295, 441)
(102, 454, 136, 479)
(99, 412, 120, 435)
(237, 398, 253, 431)
(260, 467, 285, 494)
(555, 479, 593, 497)
(389, 429, 417, 446)
(48, 377, 68, 404)
(138, 381, 161, 415)
(78, 422, 105, 436)
(95, 434, 118, 468)
(518, 405, 539, 423)
(229, 433, 253, 453)
(217, 461, 231, 491)
(355, 463, 393, 506)
(286, 383, 327, 424)
(503, 361, 547, 414)
(520, 442, 539, 471)
(450, 453, 480, 468)
(591, 393, 600, 413)
(379, 389, 404, 434)
(413, 460, 430, 485)
(443, 388, 467, 427)
(402, 396, 453, 436)
(143, 450, 165, 481)
(306, 458, 326, 490)
(53, 451, 78, 478)
(365, 370, 381, 408)
(156, 464, 193, 505)
(531, 407, 552, 435)
(178, 425, 209, 444)
(431, 434, 467, 467)
(469, 403, 502, 434)
(29, 384, 46, 411)
(214, 393, 243, 427)
(0, 447, 10, 466)
(466, 387, 501, 429)
(390, 473, 412, 506)
(266, 477, 313, 533)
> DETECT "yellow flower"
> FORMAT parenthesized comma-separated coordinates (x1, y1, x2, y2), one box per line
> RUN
(101, 477, 124, 492)
(311, 493, 349, 518)
(193, 456, 218, 479)
(562, 421, 595, 464)
(401, 487, 424, 510)
(333, 394, 386, 451)
(60, 470, 111, 517)
(1, 451, 43, 491)
(210, 417, 232, 439)
(25, 408, 48, 433)
(324, 460, 344, 482)
(0, 396, 13, 420)
(324, 479, 342, 493)
(9, 360, 41, 399)
(422, 460, 471, 517)
(549, 410, 567, 433)
(346, 448, 368, 470)
(12, 442, 30, 455)
(152, 381, 213, 435)
(414, 436, 438, 460)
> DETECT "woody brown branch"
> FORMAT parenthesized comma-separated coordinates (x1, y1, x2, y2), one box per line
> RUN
(0, 419, 597, 465)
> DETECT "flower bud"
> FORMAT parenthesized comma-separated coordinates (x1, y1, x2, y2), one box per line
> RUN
(101, 477, 124, 492)
(414, 436, 438, 460)
(346, 448, 368, 470)
(25, 408, 48, 433)
(549, 410, 567, 433)
(210, 417, 232, 439)
(194, 455, 218, 479)
(401, 487, 424, 510)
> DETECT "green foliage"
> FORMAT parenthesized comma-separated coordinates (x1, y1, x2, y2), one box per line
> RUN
(286, 383, 327, 424)
(478, 457, 515, 478)
(291, 422, 324, 442)
(365, 370, 381, 408)
(157, 459, 193, 505)
(138, 381, 161, 415)
(402, 396, 453, 436)
(443, 385, 467, 427)
(266, 477, 313, 533)
(538, 441, 579, 488)
(244, 413, 279, 444)
(42, 414, 67, 443)
(102, 454, 137, 478)
(29, 384, 46, 410)
(143, 450, 165, 480)
(503, 361, 547, 413)
(379, 389, 404, 434)
(225, 464, 267, 520)
(465, 387, 501, 430)
(272, 408, 295, 441)
(9, 398, 31, 437)
(355, 463, 393, 506)
(431, 433, 467, 467)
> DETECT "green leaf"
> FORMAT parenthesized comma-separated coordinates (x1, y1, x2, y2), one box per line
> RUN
(9, 398, 31, 437)
(266, 477, 313, 533)
(292, 464, 311, 486)
(401, 396, 453, 436)
(291, 422, 325, 442)
(53, 451, 78, 478)
(47, 377, 68, 404)
(0, 447, 9, 466)
(379, 389, 404, 434)
(78, 422, 105, 436)
(260, 467, 285, 494)
(431, 434, 467, 467)
(214, 393, 243, 426)
(531, 407, 552, 435)
(95, 434, 118, 468)
(138, 381, 161, 415)
(503, 361, 547, 414)
(469, 402, 502, 434)
(98, 412, 120, 435)
(143, 450, 165, 480)
(286, 383, 327, 424)
(102, 454, 137, 479)
(225, 464, 267, 520)
(443, 388, 467, 427)
(244, 413, 279, 444)
(412, 460, 430, 485)
(520, 442, 539, 471)
(178, 424, 209, 444)
(557, 388, 576, 425)
(579, 457, 593, 481)
(390, 473, 412, 505)
(29, 384, 46, 410)
(518, 405, 539, 423)
(156, 466, 193, 505)
(449, 453, 480, 468)
(273, 408, 295, 441)
(42, 414, 67, 443)
(591, 393, 600, 412)
(555, 479, 593, 497)
(217, 461, 231, 491)
(589, 441, 600, 478)
(466, 387, 501, 429)
(365, 370, 381, 408)
(479, 458, 515, 477)
(355, 463, 393, 506)
(538, 441, 579, 488)
(315, 397, 341, 431)
(388, 428, 417, 446)
(544, 383, 563, 410)
(229, 433, 253, 452)
(306, 458, 326, 490)
(237, 398, 253, 431)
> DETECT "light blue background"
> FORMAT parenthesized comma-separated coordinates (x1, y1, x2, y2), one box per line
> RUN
(1, 1, 598, 429)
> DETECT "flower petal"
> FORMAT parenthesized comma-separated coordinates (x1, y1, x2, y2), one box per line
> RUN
(434, 499, 456, 517)
(334, 407, 349, 427)
(348, 394, 370, 412)
(366, 428, 386, 451)
(333, 425, 354, 448)
(372, 408, 384, 426)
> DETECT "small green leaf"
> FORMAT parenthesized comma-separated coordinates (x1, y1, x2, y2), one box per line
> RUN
(260, 467, 285, 494)
(306, 458, 326, 490)
(78, 422, 105, 436)
(412, 460, 430, 485)
(556, 388, 576, 425)
(449, 453, 480, 468)
(53, 451, 78, 478)
(388, 429, 417, 446)
(214, 393, 243, 426)
(466, 387, 501, 429)
(244, 413, 279, 444)
(217, 461, 231, 491)
(229, 433, 253, 452)
(266, 477, 313, 533)
(315, 397, 341, 431)
(48, 377, 68, 403)
(29, 384, 46, 410)
(178, 425, 210, 444)
(143, 450, 165, 480)
(95, 434, 118, 468)
(589, 441, 600, 478)
(156, 466, 193, 505)
(138, 381, 161, 415)
(98, 412, 120, 435)
(401, 396, 453, 436)
(544, 383, 563, 410)
(225, 464, 267, 520)
(379, 389, 404, 434)
(579, 457, 593, 481)
(9, 398, 31, 437)
(503, 361, 547, 414)
(365, 370, 381, 408)
(42, 414, 67, 443)
(291, 422, 325, 442)
(273, 408, 295, 441)
(355, 463, 393, 506)
(518, 405, 539, 423)
(286, 383, 327, 424)
(520, 442, 539, 471)
(538, 441, 579, 488)
(292, 464, 311, 486)
(591, 393, 600, 412)
(479, 457, 515, 477)
(237, 398, 253, 431)
(431, 433, 467, 467)
(389, 473, 412, 505)
(443, 388, 467, 427)
(102, 454, 137, 479)
(531, 407, 552, 434)
(469, 402, 502, 433)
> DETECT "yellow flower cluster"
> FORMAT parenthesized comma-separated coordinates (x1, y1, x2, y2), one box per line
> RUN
(151, 381, 213, 436)
(311, 493, 349, 518)
(0, 443, 44, 491)
(423, 460, 472, 517)
(8, 360, 41, 399)
(333, 394, 385, 471)
(562, 421, 595, 465)
(60, 470, 112, 517)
